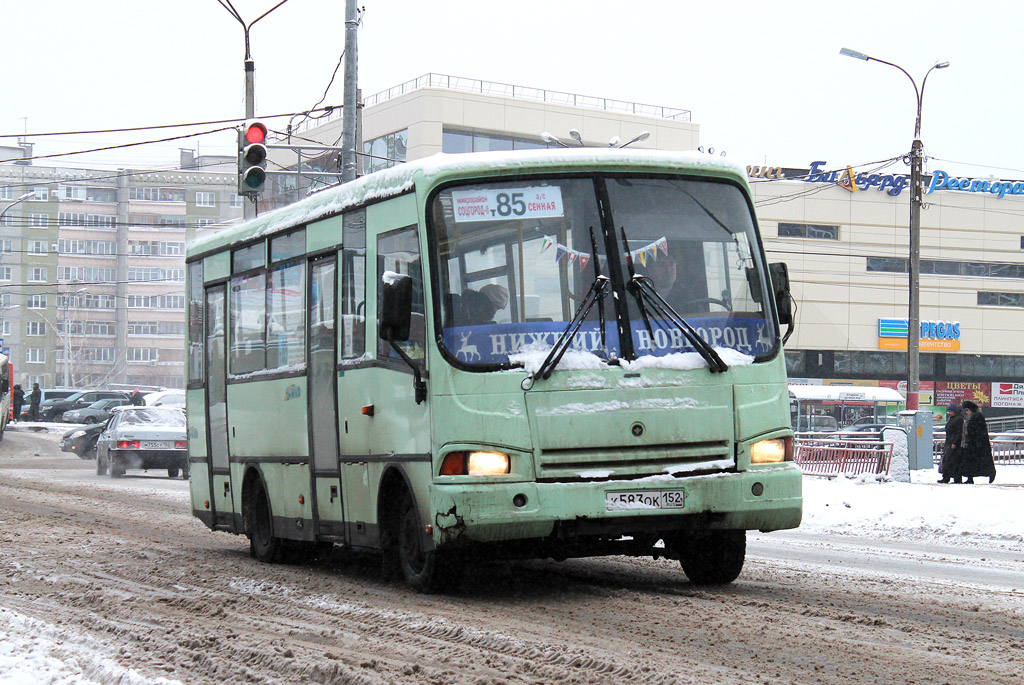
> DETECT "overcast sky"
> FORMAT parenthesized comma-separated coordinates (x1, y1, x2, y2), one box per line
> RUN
(1, 1, 1020, 179)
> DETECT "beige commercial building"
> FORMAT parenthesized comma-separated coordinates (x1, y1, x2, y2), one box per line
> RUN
(273, 74, 1024, 414)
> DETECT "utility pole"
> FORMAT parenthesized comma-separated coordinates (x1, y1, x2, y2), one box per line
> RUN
(341, 0, 360, 183)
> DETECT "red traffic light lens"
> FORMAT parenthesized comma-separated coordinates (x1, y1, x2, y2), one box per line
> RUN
(245, 122, 267, 145)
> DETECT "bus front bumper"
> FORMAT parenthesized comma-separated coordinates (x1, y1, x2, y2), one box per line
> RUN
(429, 464, 803, 547)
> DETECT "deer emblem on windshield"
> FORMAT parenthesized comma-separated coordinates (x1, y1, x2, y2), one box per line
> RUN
(456, 332, 481, 362)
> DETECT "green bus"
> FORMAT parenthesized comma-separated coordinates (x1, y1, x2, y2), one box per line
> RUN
(186, 148, 801, 592)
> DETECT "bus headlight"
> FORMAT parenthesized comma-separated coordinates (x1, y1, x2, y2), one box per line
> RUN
(439, 450, 511, 476)
(468, 451, 510, 476)
(750, 438, 790, 464)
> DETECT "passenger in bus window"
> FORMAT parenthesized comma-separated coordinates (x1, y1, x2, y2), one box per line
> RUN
(459, 284, 508, 325)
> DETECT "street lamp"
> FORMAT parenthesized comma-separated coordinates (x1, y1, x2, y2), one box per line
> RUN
(0, 192, 34, 224)
(840, 48, 949, 411)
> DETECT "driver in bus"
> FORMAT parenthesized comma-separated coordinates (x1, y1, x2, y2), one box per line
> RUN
(459, 284, 509, 325)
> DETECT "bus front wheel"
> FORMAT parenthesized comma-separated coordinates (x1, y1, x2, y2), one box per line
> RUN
(677, 530, 746, 585)
(395, 491, 459, 594)
(248, 482, 283, 563)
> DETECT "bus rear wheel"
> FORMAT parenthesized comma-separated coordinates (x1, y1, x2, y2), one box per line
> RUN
(678, 530, 746, 585)
(248, 482, 283, 563)
(396, 491, 459, 594)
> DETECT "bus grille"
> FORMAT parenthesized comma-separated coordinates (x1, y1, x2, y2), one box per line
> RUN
(536, 440, 733, 482)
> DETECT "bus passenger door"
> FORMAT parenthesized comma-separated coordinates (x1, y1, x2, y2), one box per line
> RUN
(205, 286, 234, 528)
(308, 256, 344, 537)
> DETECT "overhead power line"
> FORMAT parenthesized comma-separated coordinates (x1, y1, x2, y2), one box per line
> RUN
(0, 106, 341, 140)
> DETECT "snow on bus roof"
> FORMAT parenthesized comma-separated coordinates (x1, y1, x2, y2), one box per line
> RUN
(187, 148, 746, 257)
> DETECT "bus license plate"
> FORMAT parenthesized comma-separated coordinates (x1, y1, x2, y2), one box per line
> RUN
(605, 490, 685, 511)
(142, 441, 169, 449)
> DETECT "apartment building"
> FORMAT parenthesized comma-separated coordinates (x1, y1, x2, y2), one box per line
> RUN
(0, 147, 241, 389)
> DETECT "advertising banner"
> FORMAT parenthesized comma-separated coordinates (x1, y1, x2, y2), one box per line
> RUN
(990, 382, 1024, 408)
(878, 380, 936, 405)
(934, 381, 991, 408)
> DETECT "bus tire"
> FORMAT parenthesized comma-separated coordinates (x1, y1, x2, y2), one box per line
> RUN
(396, 490, 459, 594)
(248, 482, 283, 563)
(678, 530, 746, 585)
(96, 454, 107, 476)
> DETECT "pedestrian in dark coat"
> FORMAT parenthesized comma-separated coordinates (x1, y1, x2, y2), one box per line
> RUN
(938, 402, 964, 483)
(130, 389, 144, 406)
(28, 383, 41, 421)
(960, 401, 996, 484)
(11, 384, 23, 422)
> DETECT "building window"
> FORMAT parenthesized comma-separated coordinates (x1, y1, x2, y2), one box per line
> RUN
(27, 295, 46, 308)
(85, 321, 114, 336)
(0, 240, 10, 254)
(869, 257, 1024, 279)
(978, 292, 1024, 307)
(31, 187, 49, 201)
(195, 191, 216, 207)
(0, 267, 10, 281)
(778, 222, 840, 240)
(25, 349, 45, 364)
(231, 195, 244, 208)
(28, 268, 47, 283)
(28, 240, 48, 254)
(0, 187, 12, 200)
(26, 321, 46, 336)
(128, 348, 159, 362)
(129, 187, 186, 202)
(81, 347, 116, 363)
(0, 321, 10, 336)
(362, 129, 408, 173)
(29, 214, 49, 228)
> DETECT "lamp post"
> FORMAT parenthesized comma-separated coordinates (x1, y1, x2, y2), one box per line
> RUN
(0, 192, 34, 224)
(840, 48, 949, 411)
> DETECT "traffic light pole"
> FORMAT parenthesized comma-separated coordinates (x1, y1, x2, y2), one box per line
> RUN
(244, 59, 256, 220)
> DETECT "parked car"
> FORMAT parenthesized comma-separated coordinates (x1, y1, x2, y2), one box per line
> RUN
(61, 398, 131, 424)
(59, 422, 106, 459)
(95, 407, 188, 479)
(39, 390, 130, 422)
(20, 389, 76, 419)
(143, 390, 186, 407)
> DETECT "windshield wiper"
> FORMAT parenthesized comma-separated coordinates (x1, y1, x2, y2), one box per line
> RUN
(619, 226, 728, 374)
(533, 227, 611, 381)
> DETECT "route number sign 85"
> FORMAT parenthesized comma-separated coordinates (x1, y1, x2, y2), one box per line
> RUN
(451, 186, 565, 223)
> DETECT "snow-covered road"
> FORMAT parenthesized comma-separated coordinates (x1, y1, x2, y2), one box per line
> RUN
(1, 429, 1022, 683)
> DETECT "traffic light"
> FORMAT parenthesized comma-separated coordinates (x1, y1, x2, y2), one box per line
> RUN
(238, 121, 268, 194)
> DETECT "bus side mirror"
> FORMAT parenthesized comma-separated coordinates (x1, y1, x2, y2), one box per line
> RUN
(769, 262, 795, 343)
(378, 272, 412, 342)
(769, 262, 792, 325)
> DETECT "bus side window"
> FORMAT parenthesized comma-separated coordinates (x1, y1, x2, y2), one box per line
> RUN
(341, 209, 367, 360)
(376, 225, 424, 363)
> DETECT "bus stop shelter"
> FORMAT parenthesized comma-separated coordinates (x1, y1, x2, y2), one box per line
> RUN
(789, 385, 906, 432)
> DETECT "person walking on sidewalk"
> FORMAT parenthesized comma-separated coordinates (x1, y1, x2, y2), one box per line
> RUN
(938, 402, 964, 483)
(960, 401, 997, 484)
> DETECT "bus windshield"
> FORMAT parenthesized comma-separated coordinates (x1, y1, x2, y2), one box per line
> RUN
(431, 175, 776, 369)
